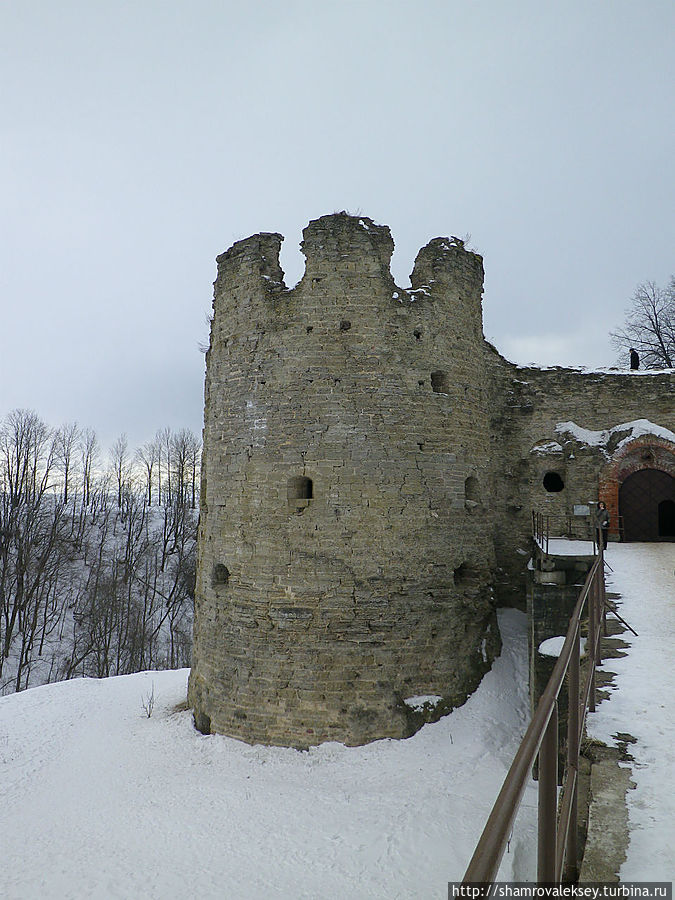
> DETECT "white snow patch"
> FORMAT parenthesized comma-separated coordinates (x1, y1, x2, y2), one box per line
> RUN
(403, 694, 444, 711)
(0, 610, 538, 895)
(530, 441, 563, 455)
(394, 289, 421, 303)
(407, 287, 430, 301)
(556, 419, 675, 453)
(537, 538, 596, 556)
(515, 364, 674, 376)
(586, 543, 675, 880)
(538, 636, 586, 658)
(556, 422, 608, 447)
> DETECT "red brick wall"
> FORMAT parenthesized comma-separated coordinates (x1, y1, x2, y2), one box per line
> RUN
(598, 437, 675, 537)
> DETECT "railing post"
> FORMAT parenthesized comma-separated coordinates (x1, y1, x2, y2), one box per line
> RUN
(537, 702, 558, 883)
(600, 548, 608, 636)
(588, 572, 597, 713)
(563, 627, 580, 882)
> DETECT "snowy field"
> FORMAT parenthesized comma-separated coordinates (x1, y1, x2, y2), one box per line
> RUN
(0, 609, 537, 899)
(586, 542, 675, 881)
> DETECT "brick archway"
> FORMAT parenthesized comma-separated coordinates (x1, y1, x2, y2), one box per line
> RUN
(620, 469, 675, 540)
(598, 436, 675, 540)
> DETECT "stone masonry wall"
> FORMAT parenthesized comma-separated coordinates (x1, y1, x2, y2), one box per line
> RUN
(189, 211, 674, 747)
(189, 214, 500, 747)
(485, 348, 674, 605)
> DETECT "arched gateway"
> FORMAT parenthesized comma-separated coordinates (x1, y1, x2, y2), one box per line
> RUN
(620, 469, 675, 541)
(599, 433, 675, 543)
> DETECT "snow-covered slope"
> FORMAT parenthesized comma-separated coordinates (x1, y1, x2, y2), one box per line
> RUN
(0, 609, 536, 899)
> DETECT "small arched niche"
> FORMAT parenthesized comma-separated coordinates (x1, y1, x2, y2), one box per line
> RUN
(288, 476, 313, 500)
(288, 475, 313, 511)
(212, 563, 230, 586)
(464, 476, 479, 503)
(431, 370, 449, 394)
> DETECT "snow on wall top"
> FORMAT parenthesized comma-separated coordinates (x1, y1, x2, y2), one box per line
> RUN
(515, 364, 675, 376)
(555, 419, 675, 454)
(530, 440, 564, 455)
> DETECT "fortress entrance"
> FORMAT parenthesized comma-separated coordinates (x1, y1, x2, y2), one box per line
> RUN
(619, 469, 675, 541)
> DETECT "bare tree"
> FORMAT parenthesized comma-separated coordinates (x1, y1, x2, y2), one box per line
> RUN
(170, 429, 201, 508)
(54, 422, 81, 504)
(185, 431, 201, 509)
(81, 428, 99, 507)
(160, 427, 173, 506)
(136, 440, 157, 506)
(1, 409, 54, 505)
(153, 428, 172, 507)
(611, 278, 675, 369)
(110, 434, 132, 508)
(1, 411, 198, 694)
(0, 410, 69, 691)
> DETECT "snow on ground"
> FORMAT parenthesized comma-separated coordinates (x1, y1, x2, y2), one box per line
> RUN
(537, 538, 596, 557)
(0, 609, 536, 899)
(586, 542, 675, 881)
(538, 636, 587, 658)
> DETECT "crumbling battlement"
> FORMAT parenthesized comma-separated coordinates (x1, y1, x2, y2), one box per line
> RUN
(189, 213, 499, 748)
(190, 212, 675, 748)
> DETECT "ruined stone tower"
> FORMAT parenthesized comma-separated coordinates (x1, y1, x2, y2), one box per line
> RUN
(188, 213, 500, 747)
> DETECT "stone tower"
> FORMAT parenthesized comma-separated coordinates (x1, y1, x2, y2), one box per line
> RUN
(188, 213, 500, 747)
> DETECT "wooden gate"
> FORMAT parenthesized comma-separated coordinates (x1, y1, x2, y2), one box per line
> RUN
(619, 469, 675, 541)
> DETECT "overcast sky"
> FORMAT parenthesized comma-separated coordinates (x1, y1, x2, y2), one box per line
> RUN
(2, 1, 673, 450)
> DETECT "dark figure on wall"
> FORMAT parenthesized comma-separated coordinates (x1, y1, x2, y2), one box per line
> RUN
(596, 501, 610, 550)
(630, 348, 640, 370)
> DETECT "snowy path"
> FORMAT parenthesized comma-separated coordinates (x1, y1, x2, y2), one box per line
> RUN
(586, 542, 675, 881)
(0, 609, 536, 899)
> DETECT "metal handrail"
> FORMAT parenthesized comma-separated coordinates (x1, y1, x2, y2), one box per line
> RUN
(463, 537, 607, 883)
(532, 511, 600, 555)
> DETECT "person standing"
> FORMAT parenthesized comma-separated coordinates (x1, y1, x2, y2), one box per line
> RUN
(630, 348, 640, 369)
(596, 501, 610, 550)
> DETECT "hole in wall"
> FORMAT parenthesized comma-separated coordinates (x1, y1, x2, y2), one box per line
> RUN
(306, 326, 313, 333)
(413, 329, 422, 341)
(212, 564, 230, 585)
(431, 370, 449, 393)
(339, 320, 352, 332)
(543, 472, 565, 493)
(288, 476, 313, 500)
(465, 476, 479, 502)
(453, 562, 477, 588)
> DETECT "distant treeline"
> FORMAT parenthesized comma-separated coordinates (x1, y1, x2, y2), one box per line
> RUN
(0, 409, 200, 695)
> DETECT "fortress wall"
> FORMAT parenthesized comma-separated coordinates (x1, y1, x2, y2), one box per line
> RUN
(486, 349, 674, 603)
(189, 214, 500, 747)
(189, 211, 673, 745)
